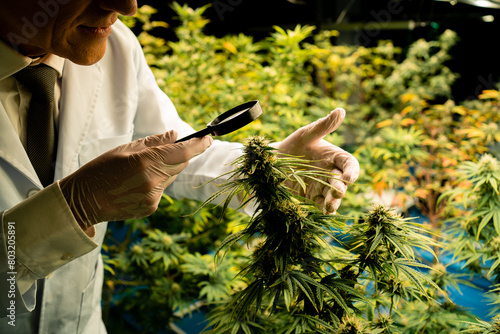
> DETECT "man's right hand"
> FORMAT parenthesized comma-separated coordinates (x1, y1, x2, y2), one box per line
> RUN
(59, 130, 213, 229)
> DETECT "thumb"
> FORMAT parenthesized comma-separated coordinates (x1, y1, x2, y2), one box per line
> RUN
(300, 108, 346, 145)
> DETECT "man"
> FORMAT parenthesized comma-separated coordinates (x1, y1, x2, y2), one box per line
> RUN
(0, 1, 360, 333)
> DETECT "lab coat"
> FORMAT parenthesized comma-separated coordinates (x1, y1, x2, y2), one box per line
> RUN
(0, 20, 243, 333)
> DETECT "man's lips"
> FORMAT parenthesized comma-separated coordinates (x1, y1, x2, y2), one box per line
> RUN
(77, 25, 113, 37)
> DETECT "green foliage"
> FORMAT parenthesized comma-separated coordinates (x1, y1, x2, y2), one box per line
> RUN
(308, 29, 458, 142)
(443, 154, 500, 281)
(393, 299, 474, 333)
(201, 136, 450, 333)
(486, 284, 500, 318)
(354, 92, 500, 330)
(124, 2, 459, 148)
(438, 154, 500, 327)
(356, 91, 500, 240)
(102, 195, 249, 333)
(103, 2, 500, 332)
(461, 316, 500, 333)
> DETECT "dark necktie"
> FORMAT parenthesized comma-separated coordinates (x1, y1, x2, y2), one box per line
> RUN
(13, 64, 58, 187)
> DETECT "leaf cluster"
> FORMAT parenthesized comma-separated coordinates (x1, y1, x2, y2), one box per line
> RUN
(102, 195, 249, 332)
(355, 90, 500, 236)
(104, 2, 500, 332)
(204, 137, 446, 334)
(442, 154, 500, 282)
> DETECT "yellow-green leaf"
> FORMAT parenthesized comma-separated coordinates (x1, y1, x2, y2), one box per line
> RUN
(223, 41, 237, 54)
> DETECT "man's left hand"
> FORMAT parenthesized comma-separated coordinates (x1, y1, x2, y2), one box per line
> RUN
(272, 108, 360, 214)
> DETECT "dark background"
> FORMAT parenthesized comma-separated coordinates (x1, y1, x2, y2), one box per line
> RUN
(140, 0, 500, 102)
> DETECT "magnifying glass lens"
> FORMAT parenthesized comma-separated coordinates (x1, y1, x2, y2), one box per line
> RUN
(216, 108, 250, 124)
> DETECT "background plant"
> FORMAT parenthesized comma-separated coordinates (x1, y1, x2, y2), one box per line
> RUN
(356, 91, 500, 248)
(102, 2, 500, 332)
(439, 153, 500, 324)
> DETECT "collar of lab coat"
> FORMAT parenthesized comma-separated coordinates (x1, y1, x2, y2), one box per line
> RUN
(0, 40, 103, 187)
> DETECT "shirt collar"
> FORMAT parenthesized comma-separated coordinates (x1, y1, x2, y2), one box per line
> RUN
(0, 38, 65, 81)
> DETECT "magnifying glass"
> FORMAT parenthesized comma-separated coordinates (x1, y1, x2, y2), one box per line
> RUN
(175, 100, 263, 143)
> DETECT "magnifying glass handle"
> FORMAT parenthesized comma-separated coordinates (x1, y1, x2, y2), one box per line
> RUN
(175, 127, 212, 143)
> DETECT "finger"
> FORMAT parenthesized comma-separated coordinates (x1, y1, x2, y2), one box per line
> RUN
(324, 185, 343, 213)
(131, 130, 178, 150)
(115, 131, 178, 154)
(301, 108, 346, 145)
(143, 130, 178, 147)
(157, 174, 178, 189)
(324, 198, 341, 215)
(324, 189, 335, 213)
(332, 150, 360, 184)
(322, 168, 344, 213)
(320, 144, 360, 184)
(152, 135, 213, 165)
(314, 193, 340, 215)
(313, 194, 325, 210)
(325, 168, 348, 199)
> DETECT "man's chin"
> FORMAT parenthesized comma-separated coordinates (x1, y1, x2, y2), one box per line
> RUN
(64, 43, 107, 66)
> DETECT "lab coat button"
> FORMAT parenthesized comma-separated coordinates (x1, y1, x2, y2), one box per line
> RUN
(27, 189, 39, 197)
(61, 253, 74, 261)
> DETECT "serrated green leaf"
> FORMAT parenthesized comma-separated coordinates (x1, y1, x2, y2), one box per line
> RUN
(489, 177, 499, 194)
(477, 210, 494, 239)
(494, 209, 500, 235)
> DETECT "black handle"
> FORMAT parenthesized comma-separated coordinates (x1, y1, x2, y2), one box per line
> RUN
(174, 127, 212, 143)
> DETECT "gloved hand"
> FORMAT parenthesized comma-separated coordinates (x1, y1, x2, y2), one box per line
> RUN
(272, 108, 360, 214)
(60, 130, 212, 229)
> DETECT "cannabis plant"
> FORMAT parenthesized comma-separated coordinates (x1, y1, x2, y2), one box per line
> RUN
(102, 3, 499, 330)
(102, 195, 249, 333)
(202, 136, 443, 333)
(308, 28, 458, 143)
(438, 154, 500, 330)
(461, 316, 500, 333)
(356, 90, 500, 255)
(442, 154, 500, 283)
(390, 261, 476, 333)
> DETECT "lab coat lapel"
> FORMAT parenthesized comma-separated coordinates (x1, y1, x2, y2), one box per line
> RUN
(0, 103, 41, 187)
(56, 61, 103, 179)
(0, 61, 104, 186)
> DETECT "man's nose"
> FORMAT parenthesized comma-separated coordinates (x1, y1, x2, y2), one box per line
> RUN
(97, 0, 138, 16)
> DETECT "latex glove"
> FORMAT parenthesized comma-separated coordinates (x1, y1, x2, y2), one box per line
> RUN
(273, 108, 360, 214)
(60, 130, 212, 229)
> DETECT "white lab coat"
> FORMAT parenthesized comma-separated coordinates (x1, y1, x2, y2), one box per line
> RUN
(0, 20, 243, 333)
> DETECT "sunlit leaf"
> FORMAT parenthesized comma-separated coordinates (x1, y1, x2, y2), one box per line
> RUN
(376, 119, 393, 128)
